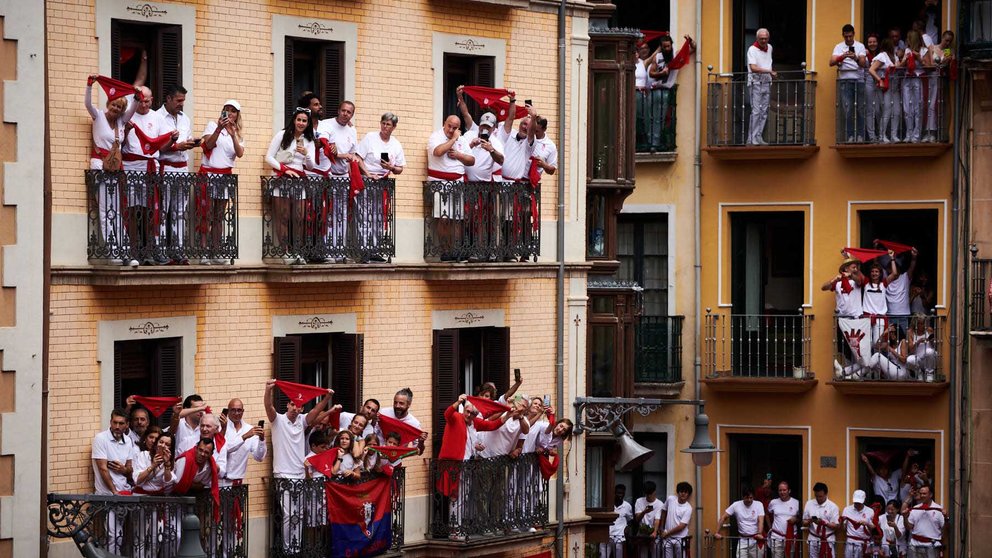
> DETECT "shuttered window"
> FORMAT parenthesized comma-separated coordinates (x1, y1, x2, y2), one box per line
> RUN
(113, 337, 182, 427)
(272, 333, 363, 412)
(110, 20, 182, 108)
(284, 37, 345, 127)
(442, 53, 496, 130)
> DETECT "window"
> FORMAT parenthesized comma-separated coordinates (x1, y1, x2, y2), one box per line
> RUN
(728, 433, 803, 510)
(609, 0, 670, 32)
(284, 37, 344, 127)
(111, 19, 182, 108)
(586, 444, 608, 509)
(431, 327, 510, 456)
(618, 214, 670, 316)
(442, 53, 495, 130)
(858, 208, 939, 314)
(864, 0, 941, 43)
(273, 333, 363, 412)
(731, 211, 804, 315)
(732, 0, 807, 73)
(615, 432, 669, 505)
(114, 337, 181, 427)
(856, 436, 936, 502)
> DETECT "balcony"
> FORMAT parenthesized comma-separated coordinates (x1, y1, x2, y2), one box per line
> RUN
(262, 176, 395, 264)
(86, 169, 238, 265)
(831, 71, 952, 158)
(828, 314, 948, 396)
(427, 454, 549, 542)
(270, 468, 405, 557)
(702, 310, 817, 393)
(971, 258, 992, 335)
(702, 534, 809, 558)
(705, 68, 818, 160)
(635, 85, 677, 162)
(634, 315, 685, 396)
(424, 180, 540, 263)
(47, 485, 248, 557)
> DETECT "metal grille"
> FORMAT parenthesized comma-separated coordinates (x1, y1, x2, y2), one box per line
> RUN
(834, 71, 950, 144)
(635, 85, 678, 152)
(971, 258, 992, 332)
(634, 315, 685, 383)
(832, 313, 946, 382)
(703, 311, 813, 378)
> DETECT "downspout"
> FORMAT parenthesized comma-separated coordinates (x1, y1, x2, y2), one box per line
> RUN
(555, 0, 567, 556)
(692, 0, 703, 557)
(947, 34, 964, 558)
(41, 3, 52, 555)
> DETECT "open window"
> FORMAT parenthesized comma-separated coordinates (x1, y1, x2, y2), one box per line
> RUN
(857, 436, 937, 501)
(111, 20, 181, 108)
(442, 53, 495, 130)
(114, 337, 181, 427)
(863, 0, 940, 43)
(273, 333, 363, 412)
(618, 214, 670, 316)
(731, 211, 804, 316)
(858, 208, 939, 314)
(431, 327, 510, 456)
(729, 433, 803, 511)
(732, 0, 807, 73)
(284, 37, 344, 127)
(609, 0, 670, 33)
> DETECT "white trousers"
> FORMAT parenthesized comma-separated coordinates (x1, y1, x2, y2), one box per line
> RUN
(748, 81, 771, 144)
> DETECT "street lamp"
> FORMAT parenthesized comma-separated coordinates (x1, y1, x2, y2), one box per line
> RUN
(680, 407, 717, 466)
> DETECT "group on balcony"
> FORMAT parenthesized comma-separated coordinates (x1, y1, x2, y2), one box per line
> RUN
(826, 243, 941, 382)
(635, 32, 695, 153)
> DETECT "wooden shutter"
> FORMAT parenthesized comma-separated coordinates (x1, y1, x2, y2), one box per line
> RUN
(432, 329, 460, 456)
(482, 327, 510, 397)
(330, 333, 363, 412)
(154, 338, 182, 427)
(110, 20, 122, 80)
(284, 36, 296, 126)
(472, 56, 496, 88)
(156, 25, 183, 107)
(322, 42, 345, 116)
(273, 336, 302, 410)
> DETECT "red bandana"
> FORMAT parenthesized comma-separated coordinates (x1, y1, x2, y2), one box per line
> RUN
(132, 396, 181, 417)
(462, 86, 529, 120)
(88, 75, 139, 102)
(752, 40, 768, 52)
(377, 413, 425, 447)
(273, 380, 327, 407)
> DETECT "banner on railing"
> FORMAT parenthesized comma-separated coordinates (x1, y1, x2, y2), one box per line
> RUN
(839, 316, 873, 365)
(325, 475, 392, 558)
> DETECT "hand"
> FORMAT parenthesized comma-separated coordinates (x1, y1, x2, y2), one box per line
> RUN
(419, 431, 429, 441)
(285, 169, 303, 178)
(172, 402, 183, 415)
(545, 406, 556, 416)
(911, 247, 918, 257)
(754, 534, 765, 541)
(332, 404, 343, 412)
(509, 448, 522, 459)
(88, 73, 100, 84)
(474, 442, 486, 452)
(218, 116, 230, 128)
(266, 378, 276, 389)
(108, 460, 126, 474)
(218, 412, 229, 430)
(170, 130, 180, 141)
(469, 138, 482, 149)
(452, 129, 461, 141)
(126, 395, 137, 406)
(714, 533, 723, 540)
(152, 453, 165, 467)
(650, 530, 658, 539)
(507, 89, 516, 99)
(888, 249, 896, 258)
(770, 70, 778, 78)
(295, 143, 307, 155)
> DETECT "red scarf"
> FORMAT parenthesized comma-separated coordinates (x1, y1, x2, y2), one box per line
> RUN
(815, 521, 834, 558)
(132, 395, 181, 417)
(306, 447, 340, 477)
(88, 75, 139, 101)
(273, 379, 327, 407)
(173, 447, 220, 521)
(665, 40, 694, 71)
(752, 40, 768, 52)
(461, 86, 529, 120)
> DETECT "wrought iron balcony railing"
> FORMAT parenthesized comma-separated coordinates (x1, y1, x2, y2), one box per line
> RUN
(832, 313, 946, 382)
(635, 315, 685, 383)
(635, 84, 678, 153)
(269, 468, 405, 558)
(707, 68, 817, 147)
(834, 71, 951, 144)
(701, 532, 922, 558)
(86, 170, 239, 264)
(261, 176, 395, 264)
(47, 485, 248, 557)
(703, 311, 813, 379)
(424, 180, 541, 262)
(971, 258, 992, 332)
(428, 453, 549, 541)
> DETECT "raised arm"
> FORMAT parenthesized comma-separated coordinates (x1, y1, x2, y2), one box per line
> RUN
(132, 50, 148, 88)
(84, 78, 100, 119)
(861, 453, 879, 479)
(455, 86, 475, 130)
(906, 248, 918, 281)
(431, 133, 458, 157)
(305, 389, 335, 426)
(502, 90, 518, 135)
(264, 379, 277, 422)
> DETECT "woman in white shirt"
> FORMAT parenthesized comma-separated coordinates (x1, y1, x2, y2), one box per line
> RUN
(873, 324, 910, 380)
(265, 108, 316, 263)
(925, 31, 955, 142)
(906, 314, 938, 381)
(869, 39, 901, 144)
(901, 30, 932, 143)
(634, 41, 658, 151)
(863, 34, 883, 142)
(130, 432, 176, 558)
(198, 100, 245, 264)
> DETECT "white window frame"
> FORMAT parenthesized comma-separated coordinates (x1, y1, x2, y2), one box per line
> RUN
(432, 32, 507, 128)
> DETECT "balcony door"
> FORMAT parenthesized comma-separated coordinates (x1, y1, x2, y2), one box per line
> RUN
(111, 20, 181, 109)
(284, 37, 344, 126)
(732, 0, 807, 74)
(114, 337, 181, 428)
(729, 433, 803, 513)
(858, 208, 939, 315)
(273, 333, 363, 412)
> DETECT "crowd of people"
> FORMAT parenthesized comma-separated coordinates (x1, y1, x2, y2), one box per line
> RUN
(634, 33, 696, 152)
(825, 245, 939, 382)
(601, 480, 694, 558)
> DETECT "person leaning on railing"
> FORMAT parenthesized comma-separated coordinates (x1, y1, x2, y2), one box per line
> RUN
(714, 486, 765, 557)
(907, 315, 938, 381)
(830, 24, 867, 143)
(265, 107, 317, 264)
(899, 31, 932, 144)
(868, 38, 902, 144)
(651, 482, 694, 558)
(647, 35, 696, 152)
(746, 28, 776, 146)
(924, 31, 956, 143)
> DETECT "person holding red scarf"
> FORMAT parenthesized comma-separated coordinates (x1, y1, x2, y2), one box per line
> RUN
(842, 490, 876, 558)
(198, 100, 244, 264)
(803, 483, 841, 558)
(427, 115, 475, 260)
(648, 34, 696, 151)
(824, 256, 867, 378)
(715, 486, 765, 557)
(869, 38, 901, 143)
(904, 485, 945, 558)
(265, 108, 317, 264)
(746, 28, 776, 145)
(766, 481, 801, 558)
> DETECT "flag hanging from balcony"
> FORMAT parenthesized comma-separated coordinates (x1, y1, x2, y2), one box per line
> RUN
(874, 239, 914, 254)
(325, 475, 392, 558)
(843, 247, 888, 263)
(377, 414, 425, 447)
(132, 395, 181, 417)
(466, 395, 511, 417)
(462, 86, 529, 120)
(87, 75, 139, 102)
(837, 317, 874, 373)
(273, 380, 328, 407)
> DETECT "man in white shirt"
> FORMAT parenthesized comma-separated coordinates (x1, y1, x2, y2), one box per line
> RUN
(356, 113, 405, 258)
(428, 115, 475, 258)
(746, 29, 776, 145)
(338, 398, 381, 439)
(172, 394, 206, 455)
(92, 409, 137, 495)
(197, 412, 227, 480)
(653, 482, 693, 558)
(602, 484, 633, 558)
(379, 387, 427, 454)
(803, 482, 841, 558)
(863, 451, 912, 505)
(830, 25, 868, 142)
(634, 481, 665, 558)
(825, 257, 868, 378)
(884, 248, 918, 334)
(122, 399, 150, 445)
(842, 490, 876, 558)
(220, 398, 266, 486)
(905, 485, 945, 558)
(765, 481, 800, 558)
(156, 85, 196, 262)
(716, 487, 765, 558)
(317, 101, 360, 253)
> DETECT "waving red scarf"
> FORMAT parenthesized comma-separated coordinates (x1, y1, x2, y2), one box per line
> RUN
(844, 247, 888, 263)
(637, 30, 668, 47)
(306, 448, 340, 477)
(132, 396, 181, 418)
(87, 75, 139, 101)
(462, 86, 529, 120)
(465, 395, 511, 417)
(173, 447, 220, 521)
(666, 40, 694, 70)
(273, 380, 328, 407)
(874, 239, 914, 254)
(377, 413, 425, 447)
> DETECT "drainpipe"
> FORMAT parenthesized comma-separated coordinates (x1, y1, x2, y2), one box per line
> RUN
(692, 0, 703, 556)
(555, 0, 567, 556)
(41, 3, 53, 556)
(947, 38, 964, 558)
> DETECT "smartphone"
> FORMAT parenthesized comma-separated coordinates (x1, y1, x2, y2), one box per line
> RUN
(258, 420, 265, 428)
(380, 152, 389, 163)
(222, 408, 229, 416)
(514, 368, 521, 383)
(221, 110, 228, 120)
(849, 45, 855, 53)
(543, 394, 551, 407)
(524, 99, 533, 106)
(479, 132, 490, 142)
(192, 138, 202, 147)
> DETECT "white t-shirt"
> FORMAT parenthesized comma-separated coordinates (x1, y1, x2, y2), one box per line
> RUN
(610, 500, 634, 539)
(662, 495, 693, 538)
(265, 132, 315, 174)
(872, 52, 897, 80)
(767, 497, 800, 539)
(521, 419, 547, 454)
(427, 128, 471, 176)
(357, 131, 406, 178)
(886, 273, 912, 316)
(174, 418, 201, 456)
(379, 407, 422, 429)
(92, 429, 138, 494)
(338, 411, 376, 439)
(123, 110, 165, 171)
(803, 498, 840, 541)
(200, 121, 244, 170)
(309, 123, 334, 176)
(317, 118, 358, 176)
(635, 496, 665, 528)
(463, 124, 504, 182)
(131, 450, 174, 493)
(155, 106, 192, 169)
(654, 53, 680, 89)
(478, 416, 524, 458)
(863, 281, 889, 315)
(533, 136, 559, 179)
(835, 279, 864, 317)
(635, 57, 652, 89)
(908, 503, 944, 545)
(872, 469, 903, 503)
(271, 412, 309, 478)
(725, 500, 764, 536)
(841, 504, 875, 541)
(86, 87, 137, 168)
(746, 44, 774, 84)
(903, 47, 930, 77)
(223, 420, 266, 483)
(833, 41, 867, 80)
(494, 126, 536, 181)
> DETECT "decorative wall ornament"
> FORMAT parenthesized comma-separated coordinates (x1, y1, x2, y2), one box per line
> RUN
(128, 322, 170, 336)
(298, 316, 334, 330)
(454, 312, 486, 325)
(454, 38, 486, 52)
(298, 21, 334, 35)
(126, 3, 167, 18)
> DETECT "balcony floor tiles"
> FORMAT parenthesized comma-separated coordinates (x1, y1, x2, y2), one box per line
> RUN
(701, 376, 818, 394)
(831, 142, 952, 158)
(827, 379, 949, 397)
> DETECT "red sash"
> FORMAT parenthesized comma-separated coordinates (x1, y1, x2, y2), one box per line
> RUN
(771, 522, 797, 557)
(527, 158, 541, 233)
(814, 522, 834, 558)
(739, 532, 766, 550)
(92, 147, 110, 160)
(428, 168, 465, 181)
(173, 448, 221, 521)
(194, 167, 232, 233)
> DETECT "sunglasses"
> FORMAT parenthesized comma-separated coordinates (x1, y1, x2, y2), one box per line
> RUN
(294, 107, 311, 114)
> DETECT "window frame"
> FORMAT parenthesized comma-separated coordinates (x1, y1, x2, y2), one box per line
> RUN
(432, 32, 507, 130)
(114, 337, 182, 427)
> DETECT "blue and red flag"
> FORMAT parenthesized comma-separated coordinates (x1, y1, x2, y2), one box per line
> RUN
(325, 476, 392, 558)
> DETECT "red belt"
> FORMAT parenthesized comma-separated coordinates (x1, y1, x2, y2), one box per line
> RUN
(846, 533, 871, 542)
(131, 487, 167, 495)
(198, 166, 232, 175)
(229, 478, 243, 486)
(428, 169, 465, 181)
(911, 535, 938, 543)
(92, 147, 110, 159)
(161, 160, 188, 169)
(122, 152, 157, 173)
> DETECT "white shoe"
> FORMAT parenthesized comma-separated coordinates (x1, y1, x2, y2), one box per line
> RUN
(925, 371, 935, 383)
(198, 258, 212, 265)
(834, 360, 844, 378)
(126, 259, 140, 267)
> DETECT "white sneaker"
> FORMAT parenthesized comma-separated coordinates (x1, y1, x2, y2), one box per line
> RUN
(925, 371, 935, 383)
(126, 259, 139, 267)
(834, 360, 844, 378)
(198, 258, 212, 265)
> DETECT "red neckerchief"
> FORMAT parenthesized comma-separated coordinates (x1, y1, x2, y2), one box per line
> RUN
(173, 448, 221, 521)
(752, 40, 768, 52)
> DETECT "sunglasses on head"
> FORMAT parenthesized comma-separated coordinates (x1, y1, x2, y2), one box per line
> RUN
(294, 107, 311, 114)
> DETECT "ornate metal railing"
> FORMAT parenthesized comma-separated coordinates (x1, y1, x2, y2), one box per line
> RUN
(635, 315, 685, 383)
(86, 170, 238, 264)
(703, 311, 813, 378)
(424, 180, 541, 262)
(707, 68, 817, 146)
(832, 313, 946, 382)
(971, 258, 992, 331)
(834, 71, 951, 144)
(47, 485, 248, 557)
(636, 84, 678, 153)
(261, 176, 395, 263)
(269, 468, 405, 558)
(427, 453, 548, 541)
(702, 532, 913, 558)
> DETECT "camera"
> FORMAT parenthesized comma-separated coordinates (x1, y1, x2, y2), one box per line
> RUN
(221, 110, 228, 120)
(479, 132, 490, 142)
(849, 46, 855, 53)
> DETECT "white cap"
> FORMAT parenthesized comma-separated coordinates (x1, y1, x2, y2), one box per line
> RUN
(852, 489, 866, 504)
(223, 99, 242, 112)
(479, 112, 497, 129)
